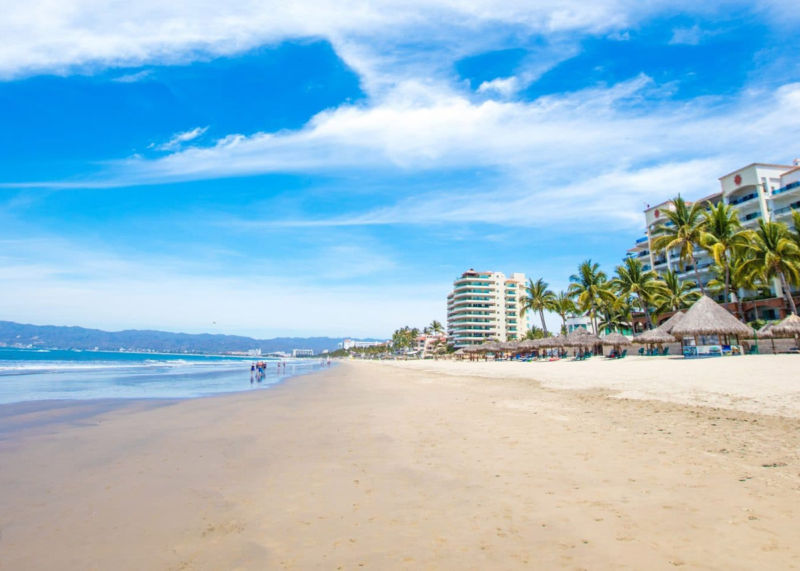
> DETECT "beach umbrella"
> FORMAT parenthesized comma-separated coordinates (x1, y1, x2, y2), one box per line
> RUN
(566, 329, 600, 347)
(757, 323, 777, 354)
(600, 332, 631, 346)
(771, 314, 800, 348)
(670, 295, 754, 355)
(654, 310, 685, 333)
(632, 328, 676, 345)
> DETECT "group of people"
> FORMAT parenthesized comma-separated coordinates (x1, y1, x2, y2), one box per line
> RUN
(250, 360, 288, 384)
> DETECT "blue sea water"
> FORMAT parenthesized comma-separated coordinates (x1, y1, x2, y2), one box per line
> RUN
(0, 347, 326, 404)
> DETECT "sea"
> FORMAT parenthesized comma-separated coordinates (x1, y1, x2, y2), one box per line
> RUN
(0, 347, 327, 405)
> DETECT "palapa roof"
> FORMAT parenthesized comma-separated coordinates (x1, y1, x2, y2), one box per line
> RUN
(538, 335, 567, 348)
(566, 329, 601, 346)
(632, 328, 676, 344)
(655, 310, 685, 333)
(600, 332, 632, 345)
(771, 313, 800, 336)
(756, 323, 774, 339)
(669, 295, 754, 338)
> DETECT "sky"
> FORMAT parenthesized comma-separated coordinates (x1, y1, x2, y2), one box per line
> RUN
(2, 1, 800, 338)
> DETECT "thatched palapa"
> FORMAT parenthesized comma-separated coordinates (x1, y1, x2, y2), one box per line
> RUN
(771, 313, 800, 336)
(669, 295, 753, 339)
(655, 310, 685, 333)
(632, 328, 676, 344)
(601, 332, 631, 346)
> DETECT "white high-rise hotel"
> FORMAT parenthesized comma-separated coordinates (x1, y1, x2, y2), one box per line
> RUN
(628, 160, 800, 323)
(446, 269, 530, 348)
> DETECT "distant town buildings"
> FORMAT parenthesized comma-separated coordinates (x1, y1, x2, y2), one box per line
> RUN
(339, 339, 388, 350)
(446, 269, 529, 348)
(292, 348, 314, 357)
(628, 160, 800, 324)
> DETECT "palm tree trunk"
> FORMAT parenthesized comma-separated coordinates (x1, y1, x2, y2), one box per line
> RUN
(637, 292, 654, 329)
(690, 252, 706, 295)
(737, 296, 745, 322)
(779, 271, 798, 315)
(539, 308, 548, 336)
(724, 261, 732, 306)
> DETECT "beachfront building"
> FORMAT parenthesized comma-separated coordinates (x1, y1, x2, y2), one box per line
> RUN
(446, 269, 529, 348)
(292, 349, 314, 357)
(628, 160, 800, 323)
(414, 333, 448, 356)
(339, 339, 388, 350)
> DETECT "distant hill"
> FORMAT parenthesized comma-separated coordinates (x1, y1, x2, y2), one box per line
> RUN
(0, 320, 382, 355)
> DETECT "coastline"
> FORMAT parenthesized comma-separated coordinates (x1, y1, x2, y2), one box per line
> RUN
(1, 360, 798, 569)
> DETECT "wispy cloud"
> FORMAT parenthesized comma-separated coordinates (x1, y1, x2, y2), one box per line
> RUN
(112, 69, 152, 83)
(150, 127, 208, 152)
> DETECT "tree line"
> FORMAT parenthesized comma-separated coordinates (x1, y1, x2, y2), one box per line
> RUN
(521, 198, 800, 337)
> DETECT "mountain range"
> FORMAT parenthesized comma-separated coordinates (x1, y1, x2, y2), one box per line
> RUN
(0, 320, 380, 355)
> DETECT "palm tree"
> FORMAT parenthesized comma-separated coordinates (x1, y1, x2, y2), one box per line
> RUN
(737, 220, 800, 315)
(611, 256, 663, 328)
(597, 298, 632, 334)
(707, 250, 760, 320)
(551, 291, 576, 334)
(653, 269, 699, 314)
(568, 260, 615, 333)
(523, 325, 546, 340)
(700, 202, 751, 305)
(429, 320, 444, 335)
(651, 196, 709, 295)
(520, 278, 556, 336)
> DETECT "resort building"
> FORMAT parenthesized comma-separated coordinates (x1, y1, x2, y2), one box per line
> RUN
(446, 269, 529, 348)
(628, 160, 800, 325)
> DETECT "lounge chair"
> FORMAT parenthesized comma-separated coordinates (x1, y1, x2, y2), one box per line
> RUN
(661, 347, 669, 356)
(617, 349, 627, 359)
(638, 347, 644, 356)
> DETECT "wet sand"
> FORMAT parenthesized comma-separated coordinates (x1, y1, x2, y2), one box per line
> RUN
(0, 359, 798, 569)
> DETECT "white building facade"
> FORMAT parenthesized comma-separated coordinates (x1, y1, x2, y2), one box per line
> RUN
(628, 160, 800, 319)
(446, 269, 529, 348)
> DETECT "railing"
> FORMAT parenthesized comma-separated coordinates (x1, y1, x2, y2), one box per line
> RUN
(772, 180, 800, 196)
(728, 192, 758, 206)
(772, 201, 800, 217)
(636, 236, 648, 243)
(742, 211, 761, 221)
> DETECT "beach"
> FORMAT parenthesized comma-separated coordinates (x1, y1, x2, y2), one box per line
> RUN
(1, 357, 799, 569)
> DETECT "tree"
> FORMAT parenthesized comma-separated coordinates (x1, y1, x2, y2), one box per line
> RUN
(520, 278, 556, 336)
(597, 298, 632, 334)
(551, 291, 576, 334)
(653, 269, 699, 314)
(700, 202, 751, 305)
(737, 220, 800, 315)
(651, 196, 709, 295)
(391, 326, 420, 351)
(568, 260, 615, 333)
(523, 326, 547, 340)
(429, 320, 444, 335)
(611, 256, 663, 328)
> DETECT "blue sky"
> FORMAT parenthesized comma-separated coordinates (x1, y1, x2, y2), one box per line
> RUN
(2, 1, 800, 337)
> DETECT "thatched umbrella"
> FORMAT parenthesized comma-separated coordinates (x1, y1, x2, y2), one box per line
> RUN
(566, 329, 601, 347)
(670, 295, 754, 356)
(771, 314, 800, 349)
(757, 323, 777, 354)
(632, 328, 676, 344)
(655, 310, 685, 333)
(601, 332, 631, 346)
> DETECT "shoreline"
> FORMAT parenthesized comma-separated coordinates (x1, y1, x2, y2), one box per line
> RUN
(1, 360, 798, 569)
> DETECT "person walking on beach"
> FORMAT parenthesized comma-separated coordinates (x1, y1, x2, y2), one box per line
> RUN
(250, 363, 255, 384)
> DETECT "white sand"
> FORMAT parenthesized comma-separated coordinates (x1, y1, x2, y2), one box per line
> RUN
(387, 354, 800, 418)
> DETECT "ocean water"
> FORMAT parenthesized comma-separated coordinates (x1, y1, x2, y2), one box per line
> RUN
(0, 348, 327, 404)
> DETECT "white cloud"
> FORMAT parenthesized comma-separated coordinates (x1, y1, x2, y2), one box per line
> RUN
(669, 25, 706, 45)
(150, 127, 208, 152)
(112, 69, 152, 83)
(477, 76, 520, 97)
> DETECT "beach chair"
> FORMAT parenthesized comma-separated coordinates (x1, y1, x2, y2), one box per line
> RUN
(617, 349, 627, 359)
(638, 347, 644, 356)
(661, 347, 669, 356)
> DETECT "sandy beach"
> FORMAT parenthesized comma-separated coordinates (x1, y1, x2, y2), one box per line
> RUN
(1, 357, 799, 569)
